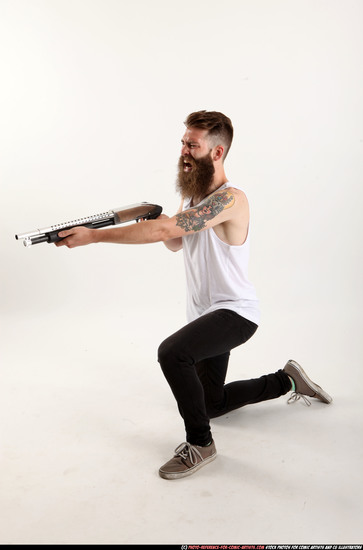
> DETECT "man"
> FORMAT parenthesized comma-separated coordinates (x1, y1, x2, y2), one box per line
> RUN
(56, 110, 332, 480)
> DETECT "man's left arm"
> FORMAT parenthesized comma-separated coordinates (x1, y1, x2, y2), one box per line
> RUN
(56, 189, 237, 248)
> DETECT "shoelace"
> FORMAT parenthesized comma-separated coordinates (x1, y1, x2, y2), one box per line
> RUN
(174, 442, 203, 465)
(287, 391, 311, 406)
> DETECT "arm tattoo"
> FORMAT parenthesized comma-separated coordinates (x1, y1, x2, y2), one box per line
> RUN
(176, 189, 235, 233)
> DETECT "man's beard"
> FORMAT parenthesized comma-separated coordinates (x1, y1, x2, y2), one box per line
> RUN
(176, 152, 215, 200)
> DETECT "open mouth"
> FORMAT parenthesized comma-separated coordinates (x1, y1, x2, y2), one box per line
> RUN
(183, 160, 193, 172)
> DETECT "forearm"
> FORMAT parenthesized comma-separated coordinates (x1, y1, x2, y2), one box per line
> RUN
(56, 218, 169, 249)
(98, 223, 183, 249)
(93, 219, 165, 245)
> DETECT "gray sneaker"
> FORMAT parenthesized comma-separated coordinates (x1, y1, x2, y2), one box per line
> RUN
(159, 440, 217, 480)
(284, 359, 332, 405)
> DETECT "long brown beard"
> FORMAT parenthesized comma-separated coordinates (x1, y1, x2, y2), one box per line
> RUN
(176, 152, 215, 200)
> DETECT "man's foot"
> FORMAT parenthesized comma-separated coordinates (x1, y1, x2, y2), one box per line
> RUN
(283, 359, 332, 405)
(159, 440, 217, 480)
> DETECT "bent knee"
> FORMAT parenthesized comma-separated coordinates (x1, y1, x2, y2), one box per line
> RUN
(157, 337, 192, 369)
(157, 337, 180, 368)
(205, 401, 227, 419)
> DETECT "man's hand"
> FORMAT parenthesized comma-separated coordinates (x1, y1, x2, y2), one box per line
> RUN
(55, 226, 96, 248)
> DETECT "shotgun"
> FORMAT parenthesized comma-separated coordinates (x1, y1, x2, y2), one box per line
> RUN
(15, 202, 163, 247)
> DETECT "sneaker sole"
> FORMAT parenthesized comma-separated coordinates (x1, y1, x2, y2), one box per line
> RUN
(159, 452, 217, 480)
(286, 360, 332, 404)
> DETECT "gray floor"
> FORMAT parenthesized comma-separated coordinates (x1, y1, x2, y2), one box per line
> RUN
(1, 307, 362, 545)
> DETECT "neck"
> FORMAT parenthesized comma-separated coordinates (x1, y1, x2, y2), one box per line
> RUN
(192, 166, 228, 205)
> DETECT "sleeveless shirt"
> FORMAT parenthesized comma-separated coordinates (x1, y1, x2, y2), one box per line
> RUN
(182, 182, 260, 325)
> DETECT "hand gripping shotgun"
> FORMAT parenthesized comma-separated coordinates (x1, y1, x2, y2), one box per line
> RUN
(15, 202, 163, 247)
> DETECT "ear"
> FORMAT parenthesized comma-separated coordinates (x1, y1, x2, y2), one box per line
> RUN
(212, 145, 224, 162)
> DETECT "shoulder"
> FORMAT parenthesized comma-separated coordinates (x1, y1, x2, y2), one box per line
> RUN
(223, 185, 248, 202)
(208, 186, 248, 211)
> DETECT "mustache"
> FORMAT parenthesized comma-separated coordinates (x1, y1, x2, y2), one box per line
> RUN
(178, 155, 208, 169)
(178, 155, 195, 170)
(177, 152, 214, 172)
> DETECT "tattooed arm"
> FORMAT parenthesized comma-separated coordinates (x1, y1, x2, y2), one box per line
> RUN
(55, 189, 241, 248)
(175, 189, 235, 233)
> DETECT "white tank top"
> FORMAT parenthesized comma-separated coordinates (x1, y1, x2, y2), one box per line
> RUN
(182, 182, 260, 325)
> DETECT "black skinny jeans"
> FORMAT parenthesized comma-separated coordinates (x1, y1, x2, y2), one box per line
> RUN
(158, 309, 291, 446)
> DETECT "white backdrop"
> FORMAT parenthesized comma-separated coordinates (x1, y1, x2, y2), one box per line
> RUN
(1, 0, 362, 375)
(1, 0, 363, 544)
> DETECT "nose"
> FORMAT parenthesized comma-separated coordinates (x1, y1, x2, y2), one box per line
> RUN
(181, 143, 190, 156)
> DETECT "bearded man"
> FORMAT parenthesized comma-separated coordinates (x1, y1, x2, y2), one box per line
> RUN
(56, 110, 332, 479)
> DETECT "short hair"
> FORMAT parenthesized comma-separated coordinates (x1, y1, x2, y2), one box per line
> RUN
(184, 110, 234, 160)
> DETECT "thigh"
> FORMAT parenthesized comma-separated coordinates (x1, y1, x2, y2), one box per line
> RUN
(159, 309, 257, 367)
